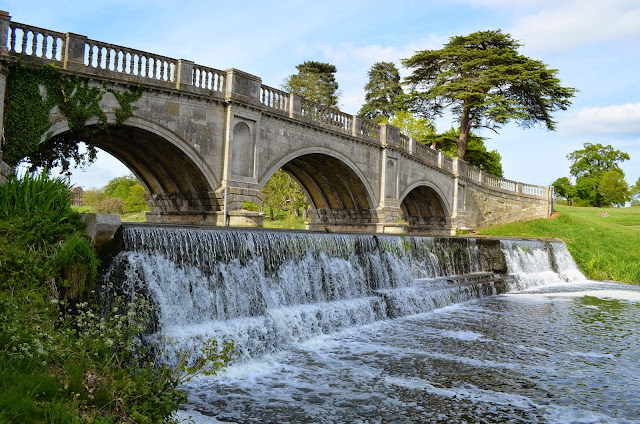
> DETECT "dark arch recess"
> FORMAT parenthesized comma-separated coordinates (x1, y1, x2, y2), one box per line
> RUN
(401, 185, 450, 234)
(85, 125, 220, 211)
(275, 153, 374, 225)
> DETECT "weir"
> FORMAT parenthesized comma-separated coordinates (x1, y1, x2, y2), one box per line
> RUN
(102, 226, 584, 364)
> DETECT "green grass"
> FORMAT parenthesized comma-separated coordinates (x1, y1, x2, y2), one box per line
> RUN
(71, 206, 147, 222)
(263, 209, 308, 230)
(476, 205, 640, 284)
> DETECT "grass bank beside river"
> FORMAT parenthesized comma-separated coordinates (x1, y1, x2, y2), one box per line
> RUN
(476, 204, 640, 284)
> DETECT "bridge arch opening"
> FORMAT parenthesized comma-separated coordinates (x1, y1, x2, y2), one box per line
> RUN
(260, 153, 377, 231)
(47, 122, 221, 223)
(400, 185, 452, 235)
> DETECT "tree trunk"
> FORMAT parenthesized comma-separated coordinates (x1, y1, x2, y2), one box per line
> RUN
(457, 105, 472, 159)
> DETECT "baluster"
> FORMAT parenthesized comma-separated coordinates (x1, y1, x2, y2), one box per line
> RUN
(31, 32, 38, 56)
(144, 56, 150, 78)
(204, 71, 210, 89)
(9, 26, 16, 52)
(97, 47, 104, 69)
(21, 29, 29, 54)
(42, 34, 49, 58)
(136, 55, 142, 76)
(192, 68, 197, 86)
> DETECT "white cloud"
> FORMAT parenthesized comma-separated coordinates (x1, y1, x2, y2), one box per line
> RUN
(560, 103, 640, 135)
(509, 0, 640, 51)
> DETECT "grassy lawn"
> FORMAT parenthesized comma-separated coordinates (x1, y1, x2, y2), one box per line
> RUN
(263, 209, 308, 230)
(476, 205, 640, 284)
(72, 206, 147, 222)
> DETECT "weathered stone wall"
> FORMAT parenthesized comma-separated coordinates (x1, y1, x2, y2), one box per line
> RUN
(461, 179, 552, 229)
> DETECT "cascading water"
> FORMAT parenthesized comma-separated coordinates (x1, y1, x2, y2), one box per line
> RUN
(103, 227, 581, 363)
(103, 227, 640, 423)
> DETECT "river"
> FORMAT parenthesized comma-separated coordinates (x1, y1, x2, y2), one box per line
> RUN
(106, 227, 640, 423)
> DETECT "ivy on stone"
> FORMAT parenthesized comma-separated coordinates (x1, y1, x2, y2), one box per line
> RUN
(3, 62, 144, 174)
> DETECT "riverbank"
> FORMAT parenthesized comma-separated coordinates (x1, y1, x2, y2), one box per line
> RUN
(476, 205, 640, 284)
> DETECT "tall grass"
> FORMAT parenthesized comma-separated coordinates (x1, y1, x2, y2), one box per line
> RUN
(0, 170, 72, 219)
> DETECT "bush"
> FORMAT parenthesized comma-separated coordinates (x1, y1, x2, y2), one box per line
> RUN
(94, 197, 125, 214)
(55, 235, 99, 302)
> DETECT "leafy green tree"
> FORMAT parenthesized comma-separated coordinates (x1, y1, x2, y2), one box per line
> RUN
(388, 110, 435, 142)
(359, 62, 403, 122)
(568, 143, 630, 207)
(282, 61, 340, 108)
(551, 177, 577, 205)
(104, 174, 138, 200)
(82, 188, 106, 209)
(428, 127, 504, 177)
(631, 177, 640, 206)
(598, 170, 630, 207)
(401, 30, 576, 160)
(554, 143, 631, 207)
(124, 184, 149, 212)
(262, 170, 308, 220)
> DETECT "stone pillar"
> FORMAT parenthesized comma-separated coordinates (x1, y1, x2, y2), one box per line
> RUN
(351, 116, 363, 137)
(408, 137, 415, 154)
(289, 93, 302, 118)
(176, 59, 193, 90)
(63, 33, 87, 72)
(224, 68, 261, 105)
(379, 123, 400, 147)
(0, 11, 10, 55)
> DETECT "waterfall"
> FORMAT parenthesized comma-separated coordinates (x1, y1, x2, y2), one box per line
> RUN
(102, 227, 585, 363)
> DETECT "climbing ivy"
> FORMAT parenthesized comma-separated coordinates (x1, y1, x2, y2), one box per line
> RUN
(3, 62, 144, 173)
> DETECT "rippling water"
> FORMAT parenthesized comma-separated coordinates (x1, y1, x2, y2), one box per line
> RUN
(179, 280, 640, 424)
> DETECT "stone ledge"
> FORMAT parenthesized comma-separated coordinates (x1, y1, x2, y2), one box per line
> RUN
(80, 213, 122, 247)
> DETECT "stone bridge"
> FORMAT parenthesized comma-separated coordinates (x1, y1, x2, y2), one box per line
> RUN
(0, 11, 552, 235)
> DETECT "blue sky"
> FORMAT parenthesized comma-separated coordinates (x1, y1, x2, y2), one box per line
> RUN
(3, 0, 639, 190)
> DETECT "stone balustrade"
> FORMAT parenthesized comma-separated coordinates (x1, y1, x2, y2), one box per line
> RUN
(7, 21, 65, 63)
(192, 64, 225, 92)
(260, 85, 288, 112)
(84, 38, 177, 84)
(0, 13, 550, 201)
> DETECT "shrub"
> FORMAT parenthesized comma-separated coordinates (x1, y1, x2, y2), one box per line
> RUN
(55, 235, 99, 302)
(94, 197, 125, 214)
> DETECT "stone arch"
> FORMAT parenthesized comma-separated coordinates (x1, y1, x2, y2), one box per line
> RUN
(259, 147, 378, 230)
(399, 182, 452, 234)
(230, 122, 255, 177)
(46, 115, 222, 220)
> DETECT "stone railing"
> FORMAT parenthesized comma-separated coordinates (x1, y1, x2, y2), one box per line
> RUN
(522, 184, 546, 197)
(301, 99, 352, 132)
(413, 142, 439, 166)
(6, 21, 65, 63)
(192, 64, 225, 92)
(85, 38, 177, 83)
(261, 85, 289, 112)
(0, 12, 549, 200)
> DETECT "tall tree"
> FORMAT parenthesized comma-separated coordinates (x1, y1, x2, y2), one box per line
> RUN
(553, 143, 631, 207)
(401, 30, 576, 159)
(388, 110, 435, 142)
(429, 127, 504, 177)
(282, 61, 340, 108)
(359, 62, 403, 122)
(567, 143, 630, 207)
(262, 170, 308, 220)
